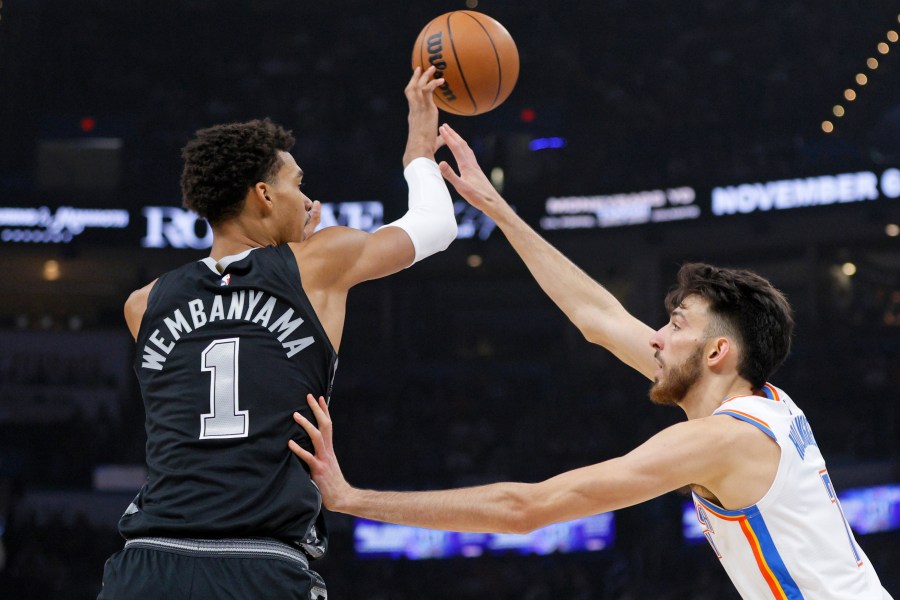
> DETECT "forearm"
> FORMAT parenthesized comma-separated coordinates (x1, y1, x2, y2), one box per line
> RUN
(334, 481, 540, 534)
(485, 204, 657, 377)
(491, 204, 627, 340)
(402, 137, 434, 168)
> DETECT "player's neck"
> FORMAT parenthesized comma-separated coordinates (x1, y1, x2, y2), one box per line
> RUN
(208, 220, 273, 261)
(680, 374, 755, 420)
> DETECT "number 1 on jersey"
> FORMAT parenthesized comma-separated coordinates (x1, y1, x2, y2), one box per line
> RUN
(200, 338, 249, 439)
(819, 468, 863, 567)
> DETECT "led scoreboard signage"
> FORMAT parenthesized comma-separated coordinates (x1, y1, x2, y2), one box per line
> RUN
(537, 167, 899, 231)
(2, 167, 896, 244)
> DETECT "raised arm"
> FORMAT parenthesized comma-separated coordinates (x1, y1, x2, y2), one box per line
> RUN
(437, 124, 656, 380)
(289, 394, 736, 534)
(296, 66, 457, 291)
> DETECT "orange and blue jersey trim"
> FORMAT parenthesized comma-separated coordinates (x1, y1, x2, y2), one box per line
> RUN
(721, 382, 781, 405)
(716, 382, 780, 441)
(693, 494, 804, 599)
(715, 409, 777, 442)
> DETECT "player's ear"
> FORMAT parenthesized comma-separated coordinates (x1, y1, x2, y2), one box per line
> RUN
(706, 337, 731, 367)
(252, 182, 273, 209)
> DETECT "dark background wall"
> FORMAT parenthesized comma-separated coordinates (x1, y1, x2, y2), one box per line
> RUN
(0, 1, 898, 598)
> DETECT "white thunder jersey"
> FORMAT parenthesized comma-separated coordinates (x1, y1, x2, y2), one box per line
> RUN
(691, 384, 890, 600)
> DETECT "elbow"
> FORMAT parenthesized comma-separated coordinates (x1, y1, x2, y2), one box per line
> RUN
(578, 323, 611, 349)
(437, 219, 458, 252)
(569, 308, 607, 347)
(499, 484, 546, 535)
(411, 215, 457, 261)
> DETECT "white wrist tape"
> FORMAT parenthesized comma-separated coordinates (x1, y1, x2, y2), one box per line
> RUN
(379, 157, 457, 264)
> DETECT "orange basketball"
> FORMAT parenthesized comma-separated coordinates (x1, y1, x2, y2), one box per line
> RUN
(411, 11, 519, 116)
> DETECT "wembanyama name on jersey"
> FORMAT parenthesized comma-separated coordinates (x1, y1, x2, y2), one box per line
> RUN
(141, 288, 314, 370)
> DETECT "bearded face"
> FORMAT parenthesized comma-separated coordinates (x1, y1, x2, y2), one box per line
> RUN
(649, 342, 705, 406)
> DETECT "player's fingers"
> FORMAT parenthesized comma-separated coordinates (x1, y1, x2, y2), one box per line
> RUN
(305, 201, 322, 235)
(439, 161, 462, 186)
(406, 66, 421, 88)
(424, 77, 445, 93)
(404, 67, 422, 98)
(418, 65, 437, 87)
(292, 411, 323, 449)
(307, 394, 332, 434)
(438, 125, 461, 151)
(439, 123, 464, 145)
(435, 134, 447, 151)
(288, 439, 314, 463)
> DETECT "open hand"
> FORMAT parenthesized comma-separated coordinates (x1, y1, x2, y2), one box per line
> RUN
(437, 124, 509, 219)
(289, 394, 352, 511)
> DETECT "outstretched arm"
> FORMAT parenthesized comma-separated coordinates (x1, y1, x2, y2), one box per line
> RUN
(289, 394, 731, 534)
(437, 124, 657, 380)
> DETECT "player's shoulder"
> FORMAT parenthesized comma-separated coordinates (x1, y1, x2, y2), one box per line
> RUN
(674, 414, 746, 447)
(292, 226, 367, 254)
(126, 278, 158, 307)
(288, 227, 370, 269)
(124, 278, 159, 340)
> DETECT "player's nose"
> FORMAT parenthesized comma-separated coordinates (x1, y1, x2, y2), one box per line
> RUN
(649, 327, 664, 350)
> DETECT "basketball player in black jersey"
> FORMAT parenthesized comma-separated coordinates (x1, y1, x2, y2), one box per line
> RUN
(97, 66, 457, 600)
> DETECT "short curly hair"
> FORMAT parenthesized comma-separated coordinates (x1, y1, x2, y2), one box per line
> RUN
(180, 118, 296, 224)
(665, 263, 794, 389)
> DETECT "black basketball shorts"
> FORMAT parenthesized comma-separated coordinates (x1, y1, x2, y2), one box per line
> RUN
(97, 538, 327, 600)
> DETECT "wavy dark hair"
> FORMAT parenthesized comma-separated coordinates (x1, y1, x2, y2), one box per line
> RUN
(665, 263, 794, 389)
(180, 118, 295, 224)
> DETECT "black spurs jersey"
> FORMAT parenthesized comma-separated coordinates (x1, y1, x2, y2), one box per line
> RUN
(120, 245, 338, 548)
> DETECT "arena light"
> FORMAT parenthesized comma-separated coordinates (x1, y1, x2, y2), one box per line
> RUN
(42, 260, 61, 281)
(528, 137, 567, 151)
(829, 18, 900, 131)
(354, 512, 615, 559)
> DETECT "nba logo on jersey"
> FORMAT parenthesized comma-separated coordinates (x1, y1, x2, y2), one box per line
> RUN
(220, 274, 231, 286)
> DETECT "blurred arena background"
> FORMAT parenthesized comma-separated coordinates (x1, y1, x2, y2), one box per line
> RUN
(0, 1, 898, 598)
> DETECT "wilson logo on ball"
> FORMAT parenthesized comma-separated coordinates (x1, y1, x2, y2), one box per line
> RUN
(426, 32, 458, 102)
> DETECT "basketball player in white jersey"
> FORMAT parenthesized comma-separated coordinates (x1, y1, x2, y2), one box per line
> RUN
(289, 124, 893, 599)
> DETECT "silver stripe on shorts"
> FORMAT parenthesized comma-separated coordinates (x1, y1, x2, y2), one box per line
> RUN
(124, 537, 310, 569)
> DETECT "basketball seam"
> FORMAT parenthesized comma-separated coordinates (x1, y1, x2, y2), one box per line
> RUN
(447, 12, 477, 115)
(421, 17, 460, 114)
(460, 11, 503, 110)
